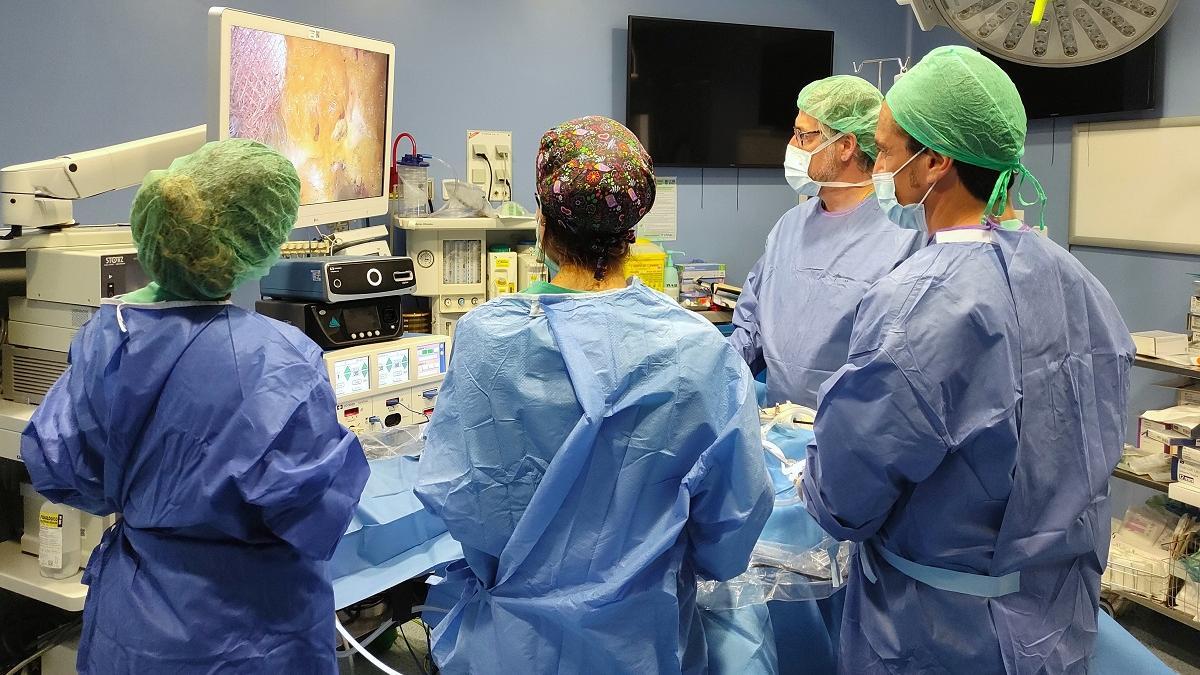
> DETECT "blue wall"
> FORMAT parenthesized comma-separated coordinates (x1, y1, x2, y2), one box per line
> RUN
(8, 1, 1189, 432)
(0, 0, 915, 285)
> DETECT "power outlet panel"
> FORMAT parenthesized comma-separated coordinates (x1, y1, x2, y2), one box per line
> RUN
(466, 129, 513, 202)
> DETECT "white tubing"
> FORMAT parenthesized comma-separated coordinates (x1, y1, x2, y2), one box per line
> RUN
(336, 617, 407, 675)
(336, 619, 396, 659)
(762, 438, 789, 466)
(410, 605, 448, 615)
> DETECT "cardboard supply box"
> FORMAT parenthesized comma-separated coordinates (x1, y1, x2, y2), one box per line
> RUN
(1177, 445, 1200, 465)
(1153, 379, 1200, 408)
(1174, 457, 1200, 486)
(1179, 382, 1200, 407)
(1132, 330, 1189, 357)
(1141, 406, 1200, 440)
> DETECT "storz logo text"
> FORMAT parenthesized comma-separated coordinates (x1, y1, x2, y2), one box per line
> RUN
(104, 256, 125, 265)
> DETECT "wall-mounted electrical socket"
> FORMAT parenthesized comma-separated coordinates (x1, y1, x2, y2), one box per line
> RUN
(466, 129, 513, 202)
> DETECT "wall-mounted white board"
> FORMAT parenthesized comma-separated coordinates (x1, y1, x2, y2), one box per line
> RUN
(1071, 117, 1200, 255)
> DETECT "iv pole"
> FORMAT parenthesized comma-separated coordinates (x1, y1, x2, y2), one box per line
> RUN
(851, 57, 912, 90)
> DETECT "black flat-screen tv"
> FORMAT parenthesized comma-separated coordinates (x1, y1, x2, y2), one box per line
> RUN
(982, 37, 1160, 119)
(626, 16, 834, 168)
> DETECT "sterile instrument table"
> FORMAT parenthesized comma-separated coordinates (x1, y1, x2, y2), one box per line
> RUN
(330, 452, 462, 610)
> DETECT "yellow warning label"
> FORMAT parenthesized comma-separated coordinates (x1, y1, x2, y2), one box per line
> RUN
(39, 512, 62, 528)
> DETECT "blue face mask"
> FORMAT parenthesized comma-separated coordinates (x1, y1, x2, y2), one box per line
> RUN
(872, 148, 936, 232)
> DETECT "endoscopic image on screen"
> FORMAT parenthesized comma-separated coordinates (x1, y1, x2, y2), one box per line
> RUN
(228, 26, 389, 205)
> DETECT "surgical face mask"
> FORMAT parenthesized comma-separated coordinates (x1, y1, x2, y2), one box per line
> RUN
(783, 133, 869, 196)
(872, 148, 936, 232)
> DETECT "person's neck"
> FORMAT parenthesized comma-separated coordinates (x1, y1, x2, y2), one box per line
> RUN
(551, 264, 627, 292)
(924, 185, 1015, 236)
(818, 181, 873, 213)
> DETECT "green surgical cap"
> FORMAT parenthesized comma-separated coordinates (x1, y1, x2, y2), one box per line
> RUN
(131, 139, 300, 300)
(886, 46, 1045, 227)
(796, 75, 884, 160)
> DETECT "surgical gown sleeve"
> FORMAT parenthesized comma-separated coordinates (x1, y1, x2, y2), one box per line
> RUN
(21, 317, 115, 514)
(685, 372, 774, 581)
(729, 252, 769, 375)
(802, 295, 950, 543)
(234, 370, 369, 561)
(21, 363, 109, 515)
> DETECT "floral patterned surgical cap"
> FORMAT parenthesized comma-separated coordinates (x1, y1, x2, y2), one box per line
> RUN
(535, 116, 656, 240)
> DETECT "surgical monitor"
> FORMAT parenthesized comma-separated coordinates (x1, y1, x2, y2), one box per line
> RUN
(207, 8, 395, 227)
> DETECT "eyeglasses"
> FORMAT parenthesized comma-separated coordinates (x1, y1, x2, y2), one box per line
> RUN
(793, 128, 824, 145)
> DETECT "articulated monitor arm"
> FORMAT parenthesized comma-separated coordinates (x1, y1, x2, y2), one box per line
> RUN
(0, 125, 207, 229)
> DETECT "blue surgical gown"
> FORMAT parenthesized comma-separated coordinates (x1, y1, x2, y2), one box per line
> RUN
(803, 227, 1134, 674)
(730, 197, 921, 408)
(415, 282, 774, 674)
(21, 301, 369, 674)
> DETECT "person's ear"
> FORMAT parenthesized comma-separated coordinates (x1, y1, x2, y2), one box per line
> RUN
(924, 150, 955, 185)
(840, 134, 858, 164)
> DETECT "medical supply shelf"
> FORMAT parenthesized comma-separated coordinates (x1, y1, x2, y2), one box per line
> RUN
(0, 541, 86, 611)
(1112, 468, 1170, 493)
(1108, 586, 1200, 629)
(1103, 544, 1200, 631)
(1112, 356, 1200, 498)
(1109, 469, 1200, 512)
(1134, 355, 1200, 379)
(1101, 355, 1200, 630)
(0, 401, 78, 612)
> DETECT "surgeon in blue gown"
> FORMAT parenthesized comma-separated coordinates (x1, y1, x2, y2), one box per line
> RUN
(715, 75, 921, 675)
(21, 140, 369, 674)
(416, 117, 773, 674)
(803, 47, 1134, 674)
(731, 75, 922, 410)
